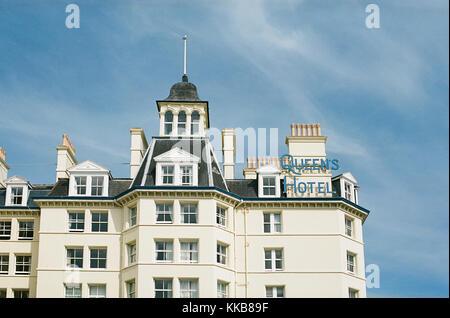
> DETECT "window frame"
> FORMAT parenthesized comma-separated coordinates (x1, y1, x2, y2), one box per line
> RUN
(129, 206, 137, 227)
(264, 249, 283, 271)
(180, 241, 198, 263)
(13, 289, 29, 298)
(179, 279, 199, 298)
(0, 221, 12, 240)
(91, 212, 108, 233)
(18, 221, 34, 240)
(66, 247, 83, 269)
(65, 284, 82, 298)
(75, 176, 87, 195)
(126, 280, 135, 298)
(89, 284, 106, 298)
(164, 111, 174, 135)
(10, 186, 24, 205)
(345, 217, 353, 237)
(266, 286, 285, 298)
(263, 212, 281, 234)
(90, 176, 104, 196)
(68, 212, 85, 232)
(0, 254, 9, 275)
(216, 206, 227, 227)
(180, 203, 198, 224)
(90, 248, 107, 269)
(348, 288, 359, 298)
(217, 281, 228, 298)
(15, 255, 31, 275)
(154, 278, 173, 298)
(347, 252, 356, 274)
(155, 203, 173, 223)
(161, 165, 175, 185)
(180, 165, 193, 186)
(216, 243, 227, 265)
(128, 243, 137, 265)
(155, 240, 174, 263)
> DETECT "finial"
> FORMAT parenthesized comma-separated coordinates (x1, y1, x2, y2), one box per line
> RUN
(183, 35, 187, 76)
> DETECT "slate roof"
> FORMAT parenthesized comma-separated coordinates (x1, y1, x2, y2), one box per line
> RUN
(47, 178, 132, 197)
(131, 137, 228, 191)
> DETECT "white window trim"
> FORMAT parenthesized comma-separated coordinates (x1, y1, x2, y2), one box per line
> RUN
(257, 165, 281, 198)
(155, 240, 174, 263)
(266, 286, 285, 298)
(154, 147, 200, 186)
(264, 212, 282, 234)
(347, 251, 357, 274)
(265, 249, 283, 271)
(68, 174, 109, 197)
(180, 241, 199, 263)
(5, 184, 29, 207)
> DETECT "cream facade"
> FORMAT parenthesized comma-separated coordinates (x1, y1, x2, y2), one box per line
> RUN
(0, 72, 370, 299)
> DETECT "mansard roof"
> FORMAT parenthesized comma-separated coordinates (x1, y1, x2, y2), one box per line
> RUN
(131, 137, 228, 191)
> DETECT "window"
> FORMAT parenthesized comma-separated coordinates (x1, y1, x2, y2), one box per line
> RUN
(181, 203, 197, 224)
(91, 212, 108, 232)
(129, 206, 137, 227)
(89, 285, 106, 298)
(75, 176, 87, 195)
(0, 255, 9, 274)
(180, 241, 198, 263)
(264, 213, 281, 233)
(164, 111, 173, 135)
(65, 284, 81, 298)
(191, 111, 200, 135)
(91, 176, 104, 196)
(155, 241, 173, 262)
(178, 111, 187, 135)
(345, 217, 353, 237)
(216, 206, 227, 227)
(68, 212, 85, 232)
(263, 176, 276, 196)
(154, 279, 173, 298)
(161, 165, 174, 185)
(15, 255, 31, 275)
(180, 279, 198, 298)
(180, 165, 193, 185)
(344, 182, 352, 201)
(128, 243, 136, 265)
(13, 290, 29, 298)
(217, 281, 228, 298)
(347, 252, 356, 273)
(67, 248, 83, 269)
(126, 280, 135, 298)
(265, 249, 283, 271)
(156, 203, 173, 223)
(90, 248, 107, 269)
(217, 243, 227, 265)
(0, 289, 6, 298)
(11, 187, 23, 205)
(349, 288, 359, 298)
(18, 221, 34, 240)
(0, 221, 11, 240)
(266, 286, 284, 298)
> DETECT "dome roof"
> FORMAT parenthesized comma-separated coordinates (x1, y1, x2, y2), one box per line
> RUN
(164, 75, 200, 101)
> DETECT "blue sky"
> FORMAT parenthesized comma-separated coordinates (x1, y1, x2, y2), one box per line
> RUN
(0, 0, 448, 297)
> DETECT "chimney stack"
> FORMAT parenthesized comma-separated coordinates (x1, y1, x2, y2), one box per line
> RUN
(221, 128, 235, 180)
(0, 147, 10, 187)
(130, 128, 149, 179)
(56, 134, 77, 181)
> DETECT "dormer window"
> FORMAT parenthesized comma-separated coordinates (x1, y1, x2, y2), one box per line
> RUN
(11, 187, 24, 205)
(164, 111, 173, 135)
(75, 176, 87, 195)
(178, 111, 187, 135)
(162, 165, 175, 185)
(262, 177, 276, 196)
(68, 161, 110, 197)
(257, 165, 281, 198)
(181, 166, 193, 186)
(91, 176, 104, 196)
(191, 111, 200, 135)
(344, 182, 352, 201)
(154, 148, 199, 186)
(4, 176, 30, 207)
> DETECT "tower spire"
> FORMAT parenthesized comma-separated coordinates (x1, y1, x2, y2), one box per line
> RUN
(183, 35, 187, 76)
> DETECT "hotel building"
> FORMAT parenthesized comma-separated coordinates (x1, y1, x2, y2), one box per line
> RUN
(0, 70, 369, 298)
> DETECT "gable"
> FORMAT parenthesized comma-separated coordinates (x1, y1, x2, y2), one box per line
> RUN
(5, 175, 29, 185)
(67, 160, 110, 173)
(154, 147, 200, 163)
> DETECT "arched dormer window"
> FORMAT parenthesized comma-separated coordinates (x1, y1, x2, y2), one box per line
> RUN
(178, 111, 187, 135)
(191, 111, 200, 135)
(164, 111, 173, 135)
